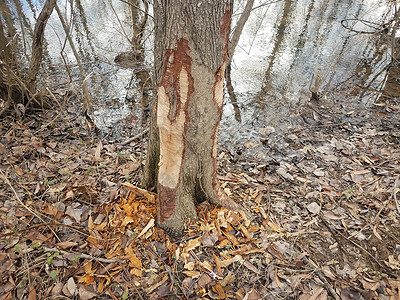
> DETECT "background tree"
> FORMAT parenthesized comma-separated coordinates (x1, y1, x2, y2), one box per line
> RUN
(0, 0, 56, 116)
(143, 0, 240, 236)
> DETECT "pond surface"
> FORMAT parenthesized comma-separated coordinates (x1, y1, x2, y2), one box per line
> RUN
(32, 0, 392, 160)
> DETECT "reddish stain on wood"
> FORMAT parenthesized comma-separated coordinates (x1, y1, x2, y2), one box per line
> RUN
(158, 38, 194, 221)
(158, 185, 178, 223)
(159, 38, 194, 121)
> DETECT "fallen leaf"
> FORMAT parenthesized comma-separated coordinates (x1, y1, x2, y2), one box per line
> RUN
(220, 255, 242, 267)
(213, 284, 226, 299)
(184, 237, 201, 252)
(55, 241, 78, 249)
(94, 141, 103, 161)
(220, 271, 235, 287)
(78, 286, 98, 300)
(307, 202, 321, 214)
(66, 277, 77, 296)
(137, 218, 155, 239)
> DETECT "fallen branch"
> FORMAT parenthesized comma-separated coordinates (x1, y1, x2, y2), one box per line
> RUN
(121, 128, 149, 146)
(0, 169, 45, 223)
(307, 258, 341, 300)
(44, 247, 126, 264)
(394, 175, 400, 216)
(0, 222, 89, 239)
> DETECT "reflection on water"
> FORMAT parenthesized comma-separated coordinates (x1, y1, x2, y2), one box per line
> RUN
(219, 0, 390, 160)
(26, 0, 391, 157)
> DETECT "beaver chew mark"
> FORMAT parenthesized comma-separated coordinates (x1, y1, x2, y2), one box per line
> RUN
(157, 38, 194, 221)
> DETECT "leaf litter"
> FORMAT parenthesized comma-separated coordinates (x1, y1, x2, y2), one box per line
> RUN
(0, 95, 399, 299)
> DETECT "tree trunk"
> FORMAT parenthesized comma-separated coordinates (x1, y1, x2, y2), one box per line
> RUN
(26, 0, 56, 93)
(144, 0, 238, 236)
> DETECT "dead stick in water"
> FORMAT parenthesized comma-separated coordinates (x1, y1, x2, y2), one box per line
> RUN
(121, 128, 149, 146)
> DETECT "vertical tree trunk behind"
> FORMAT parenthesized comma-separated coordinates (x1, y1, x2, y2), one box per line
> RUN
(26, 0, 56, 93)
(144, 0, 237, 236)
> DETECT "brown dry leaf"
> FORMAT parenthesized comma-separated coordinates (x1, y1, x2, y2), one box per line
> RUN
(51, 282, 63, 297)
(268, 220, 284, 232)
(220, 271, 235, 287)
(65, 206, 83, 223)
(218, 238, 231, 248)
(184, 237, 201, 252)
(243, 260, 261, 275)
(130, 268, 143, 277)
(118, 161, 140, 175)
(198, 274, 212, 288)
(239, 224, 252, 240)
(182, 270, 201, 278)
(213, 254, 223, 277)
(27, 286, 36, 300)
(122, 182, 156, 202)
(78, 286, 98, 300)
(42, 202, 58, 216)
(94, 141, 103, 161)
(55, 241, 78, 249)
(223, 232, 238, 247)
(14, 165, 24, 176)
(340, 288, 362, 300)
(202, 232, 220, 247)
(66, 277, 77, 296)
(125, 245, 142, 270)
(244, 289, 261, 300)
(385, 255, 400, 270)
(93, 222, 108, 231)
(182, 277, 194, 297)
(184, 261, 195, 271)
(213, 284, 226, 299)
(48, 183, 68, 194)
(372, 225, 382, 241)
(217, 210, 228, 228)
(78, 261, 95, 286)
(121, 216, 135, 227)
(97, 278, 106, 294)
(350, 169, 374, 183)
(220, 255, 242, 267)
(198, 259, 213, 273)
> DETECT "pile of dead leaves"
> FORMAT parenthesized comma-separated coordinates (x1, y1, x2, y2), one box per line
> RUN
(1, 95, 400, 299)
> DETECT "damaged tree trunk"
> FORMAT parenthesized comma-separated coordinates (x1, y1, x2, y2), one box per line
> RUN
(144, 0, 238, 236)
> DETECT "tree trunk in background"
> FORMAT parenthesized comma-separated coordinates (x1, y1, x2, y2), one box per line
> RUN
(144, 0, 238, 236)
(26, 0, 56, 93)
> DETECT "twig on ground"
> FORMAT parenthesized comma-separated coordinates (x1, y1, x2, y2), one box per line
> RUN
(44, 247, 126, 264)
(0, 222, 90, 239)
(121, 128, 149, 146)
(394, 175, 400, 216)
(333, 226, 393, 275)
(306, 258, 341, 300)
(0, 169, 45, 223)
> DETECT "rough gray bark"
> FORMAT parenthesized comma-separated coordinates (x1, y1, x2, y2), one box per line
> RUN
(144, 0, 238, 236)
(26, 0, 56, 93)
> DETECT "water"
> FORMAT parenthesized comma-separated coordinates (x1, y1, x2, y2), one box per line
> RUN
(21, 0, 392, 157)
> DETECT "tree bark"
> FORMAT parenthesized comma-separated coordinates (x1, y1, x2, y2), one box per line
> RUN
(144, 0, 238, 236)
(26, 0, 56, 93)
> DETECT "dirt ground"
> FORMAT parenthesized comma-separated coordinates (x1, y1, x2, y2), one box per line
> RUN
(0, 91, 399, 299)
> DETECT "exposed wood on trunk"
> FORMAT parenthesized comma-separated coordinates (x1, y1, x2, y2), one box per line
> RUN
(144, 0, 239, 236)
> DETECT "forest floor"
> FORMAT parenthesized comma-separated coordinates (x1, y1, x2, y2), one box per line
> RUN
(0, 91, 399, 300)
